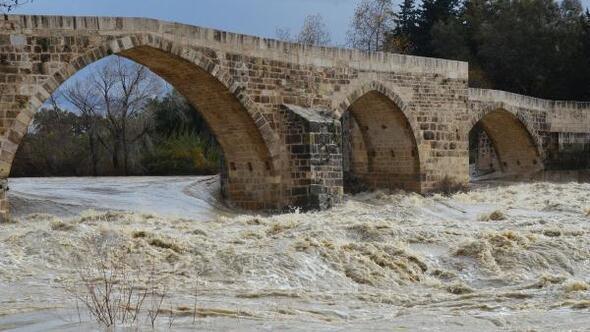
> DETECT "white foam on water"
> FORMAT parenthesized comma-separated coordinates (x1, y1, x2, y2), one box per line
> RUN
(1, 177, 590, 331)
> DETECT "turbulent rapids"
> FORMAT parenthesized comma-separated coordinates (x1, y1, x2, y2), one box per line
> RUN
(1, 177, 590, 331)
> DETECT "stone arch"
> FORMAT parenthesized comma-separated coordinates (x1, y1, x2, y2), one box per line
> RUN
(5, 34, 284, 209)
(338, 82, 421, 192)
(337, 81, 415, 132)
(468, 105, 543, 177)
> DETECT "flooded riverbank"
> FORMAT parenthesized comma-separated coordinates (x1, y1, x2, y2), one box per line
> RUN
(1, 177, 589, 331)
(8, 176, 231, 220)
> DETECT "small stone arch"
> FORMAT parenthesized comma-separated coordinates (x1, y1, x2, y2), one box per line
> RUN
(468, 103, 543, 176)
(336, 81, 417, 137)
(4, 33, 285, 209)
(337, 81, 421, 192)
(468, 102, 544, 158)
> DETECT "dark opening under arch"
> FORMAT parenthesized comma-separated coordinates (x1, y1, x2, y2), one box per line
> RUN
(342, 90, 420, 193)
(119, 46, 278, 209)
(8, 42, 281, 210)
(469, 109, 542, 179)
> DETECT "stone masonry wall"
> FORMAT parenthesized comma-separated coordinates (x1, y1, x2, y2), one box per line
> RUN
(469, 88, 590, 174)
(0, 14, 470, 219)
(345, 90, 420, 192)
(0, 14, 588, 219)
(281, 105, 342, 210)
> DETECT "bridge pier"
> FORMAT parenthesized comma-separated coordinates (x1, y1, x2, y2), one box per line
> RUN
(282, 104, 343, 210)
(0, 15, 588, 217)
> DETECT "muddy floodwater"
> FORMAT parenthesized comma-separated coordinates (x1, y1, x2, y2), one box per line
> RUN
(1, 176, 590, 331)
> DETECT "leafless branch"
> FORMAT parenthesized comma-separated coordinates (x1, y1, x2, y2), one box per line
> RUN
(297, 14, 331, 46)
(276, 14, 331, 46)
(347, 0, 394, 52)
(0, 0, 33, 14)
(60, 55, 163, 175)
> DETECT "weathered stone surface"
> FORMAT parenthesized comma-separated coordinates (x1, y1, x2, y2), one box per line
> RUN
(469, 88, 590, 173)
(0, 15, 588, 220)
(281, 104, 342, 210)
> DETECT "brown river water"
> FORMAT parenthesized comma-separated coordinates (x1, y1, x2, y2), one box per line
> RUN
(0, 176, 589, 331)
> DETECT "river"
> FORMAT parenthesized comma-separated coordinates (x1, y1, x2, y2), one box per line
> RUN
(1, 176, 589, 331)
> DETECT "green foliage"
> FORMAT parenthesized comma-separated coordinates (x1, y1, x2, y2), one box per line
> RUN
(147, 90, 212, 139)
(142, 90, 222, 176)
(394, 0, 418, 37)
(11, 108, 90, 177)
(386, 0, 590, 100)
(430, 19, 470, 60)
(390, 0, 419, 53)
(12, 90, 222, 177)
(142, 133, 221, 176)
(414, 0, 461, 55)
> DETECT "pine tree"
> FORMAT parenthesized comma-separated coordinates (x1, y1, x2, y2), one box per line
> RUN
(394, 0, 417, 36)
(414, 0, 460, 56)
(388, 0, 418, 54)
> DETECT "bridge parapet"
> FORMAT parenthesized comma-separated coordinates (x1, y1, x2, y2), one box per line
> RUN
(469, 88, 590, 112)
(6, 15, 468, 78)
(468, 88, 590, 172)
(469, 88, 590, 133)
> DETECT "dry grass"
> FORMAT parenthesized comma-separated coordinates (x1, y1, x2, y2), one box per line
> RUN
(0, 215, 17, 224)
(246, 218, 263, 226)
(192, 229, 208, 237)
(435, 176, 469, 196)
(564, 280, 589, 292)
(148, 238, 183, 253)
(132, 231, 183, 253)
(63, 235, 190, 329)
(446, 282, 474, 295)
(132, 230, 148, 238)
(50, 219, 77, 231)
(478, 210, 506, 221)
(79, 210, 130, 223)
(542, 229, 562, 237)
(266, 221, 296, 236)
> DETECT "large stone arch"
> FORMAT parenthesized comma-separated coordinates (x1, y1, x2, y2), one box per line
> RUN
(3, 34, 285, 210)
(338, 82, 421, 192)
(468, 105, 543, 177)
(336, 81, 414, 129)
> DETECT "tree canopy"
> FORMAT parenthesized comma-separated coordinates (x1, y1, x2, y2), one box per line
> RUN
(12, 65, 221, 178)
(351, 0, 590, 100)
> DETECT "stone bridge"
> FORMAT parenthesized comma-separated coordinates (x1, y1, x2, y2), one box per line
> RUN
(0, 15, 588, 219)
(468, 89, 590, 178)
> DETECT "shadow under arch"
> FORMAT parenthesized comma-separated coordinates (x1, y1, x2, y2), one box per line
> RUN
(6, 34, 284, 210)
(469, 108, 543, 179)
(339, 84, 421, 193)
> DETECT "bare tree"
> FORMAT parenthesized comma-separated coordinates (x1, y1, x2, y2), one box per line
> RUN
(95, 57, 163, 175)
(61, 83, 103, 176)
(275, 27, 293, 42)
(276, 14, 331, 46)
(64, 234, 173, 329)
(347, 0, 395, 52)
(297, 14, 331, 46)
(0, 0, 32, 13)
(61, 56, 163, 175)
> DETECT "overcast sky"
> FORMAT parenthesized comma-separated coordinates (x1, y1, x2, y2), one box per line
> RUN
(11, 0, 590, 46)
(12, 0, 359, 46)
